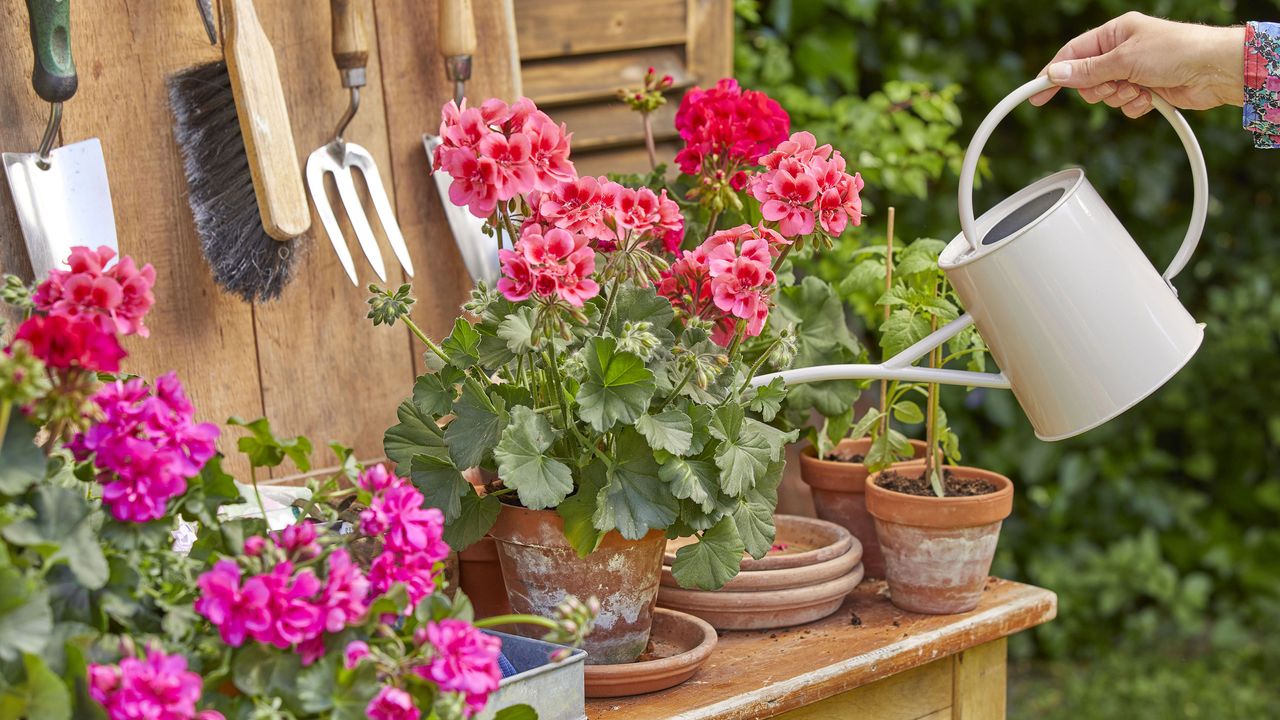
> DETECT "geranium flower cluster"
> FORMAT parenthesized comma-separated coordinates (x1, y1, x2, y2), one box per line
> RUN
(497, 224, 599, 307)
(673, 78, 790, 183)
(358, 464, 451, 607)
(415, 619, 503, 716)
(748, 131, 865, 238)
(194, 521, 372, 665)
(528, 175, 684, 251)
(68, 373, 219, 523)
(659, 224, 786, 345)
(88, 648, 223, 720)
(433, 97, 575, 217)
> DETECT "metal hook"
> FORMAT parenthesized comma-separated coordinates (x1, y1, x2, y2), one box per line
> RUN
(36, 102, 63, 169)
(196, 0, 217, 44)
(332, 87, 361, 147)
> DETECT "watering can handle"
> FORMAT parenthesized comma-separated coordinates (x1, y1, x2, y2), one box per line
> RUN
(957, 76, 1209, 284)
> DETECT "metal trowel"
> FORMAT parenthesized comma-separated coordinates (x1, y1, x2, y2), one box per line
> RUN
(3, 0, 118, 279)
(424, 0, 510, 286)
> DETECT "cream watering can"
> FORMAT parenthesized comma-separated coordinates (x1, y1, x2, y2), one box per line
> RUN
(755, 76, 1208, 441)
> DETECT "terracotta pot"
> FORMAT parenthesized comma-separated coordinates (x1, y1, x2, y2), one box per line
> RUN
(582, 608, 717, 698)
(458, 537, 512, 618)
(798, 438, 927, 578)
(865, 465, 1013, 615)
(656, 564, 864, 630)
(489, 503, 665, 665)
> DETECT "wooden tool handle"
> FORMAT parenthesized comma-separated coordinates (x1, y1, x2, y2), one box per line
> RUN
(438, 0, 476, 57)
(222, 0, 311, 240)
(330, 0, 368, 72)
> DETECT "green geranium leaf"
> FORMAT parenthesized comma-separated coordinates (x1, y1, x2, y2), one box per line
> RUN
(0, 418, 43, 495)
(660, 458, 718, 513)
(746, 377, 788, 422)
(576, 337, 656, 433)
(18, 653, 70, 720)
(497, 306, 539, 355)
(3, 485, 108, 590)
(671, 517, 744, 590)
(593, 430, 678, 539)
(838, 256, 887, 298)
(558, 463, 605, 557)
(606, 285, 676, 345)
(635, 410, 694, 455)
(410, 453, 470, 521)
(385, 398, 447, 469)
(331, 661, 379, 720)
(0, 569, 51, 663)
(442, 317, 482, 368)
(296, 654, 336, 713)
(686, 405, 713, 455)
(774, 276, 864, 416)
(233, 643, 300, 699)
(443, 490, 501, 552)
(180, 455, 243, 527)
(711, 406, 778, 497)
(494, 406, 574, 510)
(494, 704, 539, 720)
(413, 366, 463, 417)
(445, 383, 507, 470)
(733, 495, 777, 560)
(229, 416, 313, 472)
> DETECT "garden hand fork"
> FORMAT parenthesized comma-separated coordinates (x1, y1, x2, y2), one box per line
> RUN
(306, 0, 413, 284)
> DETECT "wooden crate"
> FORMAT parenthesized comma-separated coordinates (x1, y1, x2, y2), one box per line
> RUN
(0, 0, 732, 477)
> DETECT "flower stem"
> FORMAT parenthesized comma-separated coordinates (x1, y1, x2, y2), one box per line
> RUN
(402, 315, 454, 366)
(705, 209, 721, 241)
(724, 319, 747, 362)
(0, 399, 12, 455)
(473, 614, 561, 631)
(597, 276, 622, 333)
(659, 363, 699, 410)
(642, 112, 658, 170)
(249, 466, 271, 525)
(738, 336, 785, 395)
(499, 202, 519, 256)
(880, 208, 896, 440)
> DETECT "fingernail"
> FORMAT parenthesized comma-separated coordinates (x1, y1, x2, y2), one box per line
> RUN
(1049, 62, 1072, 82)
(1097, 82, 1116, 96)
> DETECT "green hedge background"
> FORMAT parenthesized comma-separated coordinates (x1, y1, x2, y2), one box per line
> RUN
(734, 1, 1280, 716)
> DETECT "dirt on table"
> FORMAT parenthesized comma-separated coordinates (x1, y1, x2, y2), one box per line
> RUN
(877, 469, 998, 497)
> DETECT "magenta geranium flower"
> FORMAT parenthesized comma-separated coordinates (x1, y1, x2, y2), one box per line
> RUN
(194, 559, 272, 646)
(69, 373, 219, 523)
(88, 648, 219, 720)
(13, 313, 126, 373)
(417, 619, 503, 717)
(673, 78, 790, 177)
(367, 686, 420, 720)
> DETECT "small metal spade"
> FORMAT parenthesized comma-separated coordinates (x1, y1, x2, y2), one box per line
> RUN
(3, 0, 118, 280)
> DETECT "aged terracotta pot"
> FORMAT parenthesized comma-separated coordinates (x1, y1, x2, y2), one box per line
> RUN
(798, 438, 927, 578)
(865, 465, 1013, 615)
(663, 514, 852, 571)
(582, 608, 717, 697)
(489, 503, 665, 665)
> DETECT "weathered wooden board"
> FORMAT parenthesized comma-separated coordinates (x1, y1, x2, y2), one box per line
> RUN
(585, 578, 1055, 720)
(0, 0, 733, 478)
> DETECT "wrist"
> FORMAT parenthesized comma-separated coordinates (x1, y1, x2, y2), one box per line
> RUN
(1207, 26, 1247, 107)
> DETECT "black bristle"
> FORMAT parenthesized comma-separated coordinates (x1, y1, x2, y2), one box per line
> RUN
(167, 62, 298, 302)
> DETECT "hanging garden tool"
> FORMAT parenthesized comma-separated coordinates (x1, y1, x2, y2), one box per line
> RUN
(756, 76, 1209, 442)
(169, 0, 312, 302)
(3, 0, 118, 280)
(423, 0, 506, 287)
(306, 0, 413, 285)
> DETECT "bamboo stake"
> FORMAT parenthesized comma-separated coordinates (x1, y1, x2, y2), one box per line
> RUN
(924, 277, 943, 496)
(878, 208, 895, 438)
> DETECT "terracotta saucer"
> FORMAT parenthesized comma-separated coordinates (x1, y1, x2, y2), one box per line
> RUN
(660, 535, 862, 592)
(664, 515, 853, 571)
(657, 564, 865, 630)
(583, 608, 717, 698)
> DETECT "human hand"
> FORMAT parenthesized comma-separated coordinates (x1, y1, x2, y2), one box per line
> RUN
(1030, 12, 1245, 117)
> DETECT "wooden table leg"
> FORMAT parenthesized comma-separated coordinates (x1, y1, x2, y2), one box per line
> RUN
(952, 637, 1007, 720)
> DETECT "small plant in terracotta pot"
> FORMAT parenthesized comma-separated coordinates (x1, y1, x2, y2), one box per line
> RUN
(862, 245, 1013, 615)
(372, 83, 871, 663)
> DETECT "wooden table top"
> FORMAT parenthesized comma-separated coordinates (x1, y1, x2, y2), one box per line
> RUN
(585, 577, 1057, 720)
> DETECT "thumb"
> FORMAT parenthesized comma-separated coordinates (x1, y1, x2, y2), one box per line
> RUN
(1048, 51, 1129, 88)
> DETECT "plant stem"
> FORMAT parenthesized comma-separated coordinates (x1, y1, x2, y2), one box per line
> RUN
(642, 112, 658, 170)
(704, 209, 721, 241)
(597, 276, 622, 332)
(880, 208, 895, 440)
(924, 278, 944, 497)
(659, 363, 698, 410)
(770, 242, 794, 275)
(739, 336, 785, 395)
(498, 201, 519, 257)
(474, 613, 561, 631)
(724, 319, 748, 361)
(402, 315, 454, 367)
(0, 399, 13, 455)
(249, 466, 271, 525)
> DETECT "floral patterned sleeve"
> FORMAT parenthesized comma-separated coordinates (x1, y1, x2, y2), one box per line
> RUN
(1243, 22, 1280, 148)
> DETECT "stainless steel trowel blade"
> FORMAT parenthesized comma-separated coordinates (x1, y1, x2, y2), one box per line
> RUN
(3, 138, 118, 279)
(423, 134, 508, 287)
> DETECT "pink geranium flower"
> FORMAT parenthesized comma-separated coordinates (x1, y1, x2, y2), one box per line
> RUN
(255, 561, 324, 649)
(497, 226, 599, 306)
(194, 560, 273, 646)
(345, 640, 370, 669)
(367, 686, 420, 720)
(88, 648, 215, 720)
(748, 130, 864, 239)
(417, 619, 503, 717)
(13, 314, 126, 373)
(69, 373, 219, 522)
(441, 147, 500, 218)
(674, 79, 790, 177)
(32, 245, 156, 338)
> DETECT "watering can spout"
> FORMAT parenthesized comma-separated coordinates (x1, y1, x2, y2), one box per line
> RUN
(752, 313, 1011, 391)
